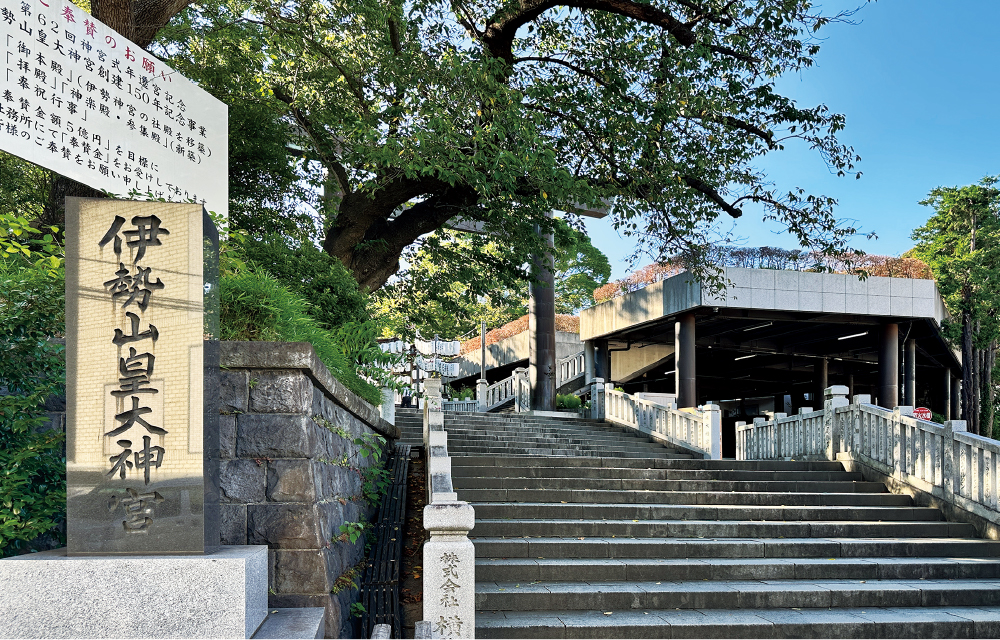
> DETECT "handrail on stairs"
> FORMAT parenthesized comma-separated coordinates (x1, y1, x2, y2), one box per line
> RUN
(474, 349, 586, 412)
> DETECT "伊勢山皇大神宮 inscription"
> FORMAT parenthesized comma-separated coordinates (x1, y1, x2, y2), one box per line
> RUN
(66, 197, 219, 554)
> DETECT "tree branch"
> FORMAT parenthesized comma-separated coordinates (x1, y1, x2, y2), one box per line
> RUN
(271, 85, 352, 196)
(513, 56, 619, 92)
(681, 113, 776, 149)
(132, 0, 195, 48)
(483, 0, 752, 64)
(682, 175, 742, 218)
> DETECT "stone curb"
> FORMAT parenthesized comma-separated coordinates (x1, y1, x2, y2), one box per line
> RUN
(220, 341, 399, 440)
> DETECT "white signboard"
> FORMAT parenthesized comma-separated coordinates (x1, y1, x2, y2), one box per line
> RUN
(1, 0, 227, 218)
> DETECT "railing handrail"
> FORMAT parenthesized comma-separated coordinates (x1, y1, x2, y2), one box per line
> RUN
(419, 379, 475, 638)
(739, 385, 1000, 530)
(597, 383, 721, 459)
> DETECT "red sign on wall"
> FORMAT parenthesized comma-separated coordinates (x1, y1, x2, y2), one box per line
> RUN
(913, 407, 933, 420)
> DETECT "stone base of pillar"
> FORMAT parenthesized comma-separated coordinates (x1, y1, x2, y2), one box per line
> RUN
(0, 546, 285, 639)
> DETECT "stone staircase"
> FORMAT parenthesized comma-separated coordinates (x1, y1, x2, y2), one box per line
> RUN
(445, 415, 1000, 638)
(396, 407, 424, 448)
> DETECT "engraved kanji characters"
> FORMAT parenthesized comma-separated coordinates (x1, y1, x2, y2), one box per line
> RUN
(107, 487, 164, 532)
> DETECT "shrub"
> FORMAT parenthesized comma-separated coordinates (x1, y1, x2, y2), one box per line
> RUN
(556, 394, 582, 411)
(219, 267, 382, 406)
(0, 258, 66, 557)
(241, 236, 369, 329)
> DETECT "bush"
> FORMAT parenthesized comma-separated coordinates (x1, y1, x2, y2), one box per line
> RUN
(241, 236, 369, 329)
(0, 259, 66, 557)
(219, 267, 382, 406)
(556, 393, 582, 411)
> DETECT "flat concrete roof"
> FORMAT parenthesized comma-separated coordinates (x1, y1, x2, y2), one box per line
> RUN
(580, 267, 960, 402)
(582, 267, 949, 341)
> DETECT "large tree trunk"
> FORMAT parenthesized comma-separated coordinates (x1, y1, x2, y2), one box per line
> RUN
(962, 308, 976, 432)
(985, 341, 996, 439)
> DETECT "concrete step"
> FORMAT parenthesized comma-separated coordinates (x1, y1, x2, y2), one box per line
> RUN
(448, 447, 692, 459)
(476, 578, 1000, 611)
(471, 519, 975, 539)
(476, 606, 1000, 639)
(471, 537, 1000, 559)
(470, 503, 943, 522)
(452, 476, 887, 493)
(454, 455, 844, 471)
(445, 430, 662, 445)
(443, 422, 653, 434)
(457, 488, 913, 506)
(475, 556, 1000, 582)
(452, 465, 863, 482)
(446, 434, 672, 450)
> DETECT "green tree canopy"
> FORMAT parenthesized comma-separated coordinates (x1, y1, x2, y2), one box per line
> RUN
(157, 0, 865, 293)
(374, 219, 610, 339)
(910, 177, 1000, 436)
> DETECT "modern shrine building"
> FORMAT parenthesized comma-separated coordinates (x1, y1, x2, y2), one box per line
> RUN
(578, 267, 961, 457)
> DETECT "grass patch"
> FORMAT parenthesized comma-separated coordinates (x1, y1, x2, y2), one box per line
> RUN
(220, 267, 382, 405)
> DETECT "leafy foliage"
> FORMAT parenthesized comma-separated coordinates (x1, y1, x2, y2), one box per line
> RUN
(910, 177, 1000, 436)
(0, 257, 67, 557)
(219, 265, 383, 405)
(159, 0, 867, 293)
(240, 236, 370, 329)
(375, 221, 609, 339)
(556, 394, 582, 410)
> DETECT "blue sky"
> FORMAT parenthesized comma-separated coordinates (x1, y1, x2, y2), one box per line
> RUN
(585, 0, 1000, 280)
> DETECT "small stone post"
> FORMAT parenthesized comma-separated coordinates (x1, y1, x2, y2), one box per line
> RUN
(590, 377, 605, 419)
(735, 421, 746, 460)
(476, 379, 489, 412)
(703, 404, 722, 459)
(892, 406, 914, 477)
(943, 420, 967, 502)
(424, 377, 444, 449)
(380, 387, 396, 426)
(423, 501, 476, 639)
(823, 385, 849, 462)
(512, 367, 529, 413)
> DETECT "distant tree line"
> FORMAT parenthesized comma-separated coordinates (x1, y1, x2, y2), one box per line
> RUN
(593, 248, 932, 304)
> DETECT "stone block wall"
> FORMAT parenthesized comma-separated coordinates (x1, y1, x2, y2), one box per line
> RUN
(218, 342, 399, 638)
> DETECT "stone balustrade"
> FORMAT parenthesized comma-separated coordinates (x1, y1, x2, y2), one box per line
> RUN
(739, 385, 1000, 538)
(596, 380, 722, 459)
(420, 378, 476, 638)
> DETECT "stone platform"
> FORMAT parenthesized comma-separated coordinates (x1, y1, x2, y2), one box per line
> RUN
(0, 545, 267, 638)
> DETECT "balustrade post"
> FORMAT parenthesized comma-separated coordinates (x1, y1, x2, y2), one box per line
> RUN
(753, 418, 767, 459)
(943, 420, 967, 503)
(591, 377, 605, 419)
(823, 386, 849, 462)
(735, 421, 746, 460)
(476, 379, 488, 412)
(424, 378, 444, 449)
(702, 404, 721, 459)
(422, 501, 476, 638)
(512, 367, 528, 413)
(380, 387, 396, 426)
(892, 407, 913, 480)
